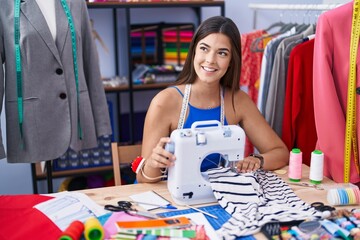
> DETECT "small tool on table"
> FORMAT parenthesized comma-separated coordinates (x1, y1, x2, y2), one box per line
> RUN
(130, 200, 178, 210)
(287, 182, 324, 190)
(104, 200, 159, 219)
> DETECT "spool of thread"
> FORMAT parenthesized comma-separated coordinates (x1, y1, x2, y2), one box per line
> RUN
(84, 217, 104, 240)
(288, 148, 302, 182)
(309, 150, 324, 184)
(59, 220, 84, 240)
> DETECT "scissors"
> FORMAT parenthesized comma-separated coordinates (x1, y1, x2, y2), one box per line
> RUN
(104, 201, 159, 219)
(310, 202, 335, 212)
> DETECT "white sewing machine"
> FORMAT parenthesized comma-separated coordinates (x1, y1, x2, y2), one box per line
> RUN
(166, 120, 246, 205)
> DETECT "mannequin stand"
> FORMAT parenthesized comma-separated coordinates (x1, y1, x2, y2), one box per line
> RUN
(31, 160, 53, 194)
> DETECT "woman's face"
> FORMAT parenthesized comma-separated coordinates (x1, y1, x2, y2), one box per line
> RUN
(193, 33, 232, 84)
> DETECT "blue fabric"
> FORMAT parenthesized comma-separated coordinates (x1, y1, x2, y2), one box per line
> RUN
(172, 86, 228, 171)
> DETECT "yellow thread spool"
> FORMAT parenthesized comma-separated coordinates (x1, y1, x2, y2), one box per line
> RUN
(84, 217, 104, 240)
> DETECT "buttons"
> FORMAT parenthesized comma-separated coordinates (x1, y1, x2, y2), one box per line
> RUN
(59, 93, 67, 99)
(55, 68, 63, 75)
(356, 87, 360, 95)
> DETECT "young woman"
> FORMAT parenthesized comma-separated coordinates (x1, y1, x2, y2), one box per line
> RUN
(137, 16, 289, 183)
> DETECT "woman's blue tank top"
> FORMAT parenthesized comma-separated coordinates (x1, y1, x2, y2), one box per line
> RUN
(172, 86, 228, 171)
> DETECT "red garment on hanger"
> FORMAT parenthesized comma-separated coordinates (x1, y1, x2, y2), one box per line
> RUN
(282, 39, 317, 166)
(240, 29, 266, 156)
(0, 195, 61, 240)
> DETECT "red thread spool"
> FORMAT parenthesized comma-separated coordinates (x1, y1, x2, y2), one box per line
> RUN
(59, 220, 84, 240)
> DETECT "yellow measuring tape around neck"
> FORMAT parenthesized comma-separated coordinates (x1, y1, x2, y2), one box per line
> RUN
(344, 0, 360, 182)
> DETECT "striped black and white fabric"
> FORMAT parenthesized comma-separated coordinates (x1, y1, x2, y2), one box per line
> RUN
(207, 167, 323, 239)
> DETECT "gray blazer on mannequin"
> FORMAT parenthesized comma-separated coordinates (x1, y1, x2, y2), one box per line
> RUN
(0, 0, 112, 163)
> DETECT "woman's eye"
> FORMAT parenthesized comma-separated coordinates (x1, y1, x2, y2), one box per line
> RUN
(199, 46, 208, 52)
(219, 51, 228, 57)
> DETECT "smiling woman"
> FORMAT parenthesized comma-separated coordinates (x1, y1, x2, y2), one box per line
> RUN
(193, 33, 232, 91)
(137, 16, 289, 183)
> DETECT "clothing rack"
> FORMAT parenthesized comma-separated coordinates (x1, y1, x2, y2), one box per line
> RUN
(248, 3, 342, 29)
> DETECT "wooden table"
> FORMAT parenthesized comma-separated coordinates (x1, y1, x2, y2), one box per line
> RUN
(79, 165, 343, 207)
(78, 164, 356, 239)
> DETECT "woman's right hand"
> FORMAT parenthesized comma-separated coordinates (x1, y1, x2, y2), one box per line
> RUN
(145, 137, 176, 170)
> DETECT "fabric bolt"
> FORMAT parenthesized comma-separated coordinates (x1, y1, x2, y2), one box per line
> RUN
(282, 39, 317, 166)
(207, 168, 323, 239)
(0, 0, 112, 163)
(313, 1, 360, 183)
(265, 25, 315, 138)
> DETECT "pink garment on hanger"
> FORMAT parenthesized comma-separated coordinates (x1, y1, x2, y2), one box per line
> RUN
(313, 1, 360, 183)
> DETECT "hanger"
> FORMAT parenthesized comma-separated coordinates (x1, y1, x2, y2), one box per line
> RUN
(295, 23, 310, 34)
(250, 22, 297, 53)
(278, 22, 298, 33)
(264, 21, 286, 33)
(250, 33, 274, 53)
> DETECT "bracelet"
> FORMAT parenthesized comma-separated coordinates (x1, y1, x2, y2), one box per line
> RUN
(132, 156, 167, 180)
(131, 156, 146, 174)
(249, 153, 264, 169)
(140, 160, 167, 181)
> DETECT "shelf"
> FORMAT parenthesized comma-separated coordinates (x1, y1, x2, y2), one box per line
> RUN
(35, 163, 113, 180)
(87, 1, 225, 9)
(104, 82, 175, 92)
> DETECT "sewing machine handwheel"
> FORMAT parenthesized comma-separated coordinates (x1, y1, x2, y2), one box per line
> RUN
(165, 142, 175, 154)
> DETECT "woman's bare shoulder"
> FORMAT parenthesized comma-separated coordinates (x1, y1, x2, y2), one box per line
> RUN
(150, 85, 184, 110)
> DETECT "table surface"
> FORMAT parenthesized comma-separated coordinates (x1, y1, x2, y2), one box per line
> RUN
(79, 165, 342, 207)
(78, 164, 356, 239)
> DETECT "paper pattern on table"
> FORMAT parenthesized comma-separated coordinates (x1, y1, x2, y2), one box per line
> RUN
(129, 190, 170, 210)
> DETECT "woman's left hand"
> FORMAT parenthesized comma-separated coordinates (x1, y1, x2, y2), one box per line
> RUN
(235, 156, 262, 173)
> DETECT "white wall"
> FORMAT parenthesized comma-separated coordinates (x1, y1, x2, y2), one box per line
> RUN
(0, 0, 347, 194)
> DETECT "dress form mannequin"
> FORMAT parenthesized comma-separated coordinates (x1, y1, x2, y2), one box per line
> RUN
(0, 0, 112, 192)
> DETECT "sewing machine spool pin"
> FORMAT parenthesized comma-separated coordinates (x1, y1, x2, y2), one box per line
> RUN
(167, 120, 246, 205)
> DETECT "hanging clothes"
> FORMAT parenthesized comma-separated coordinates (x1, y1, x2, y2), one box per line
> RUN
(240, 29, 266, 105)
(282, 38, 317, 166)
(313, 1, 360, 183)
(240, 29, 266, 157)
(257, 27, 296, 115)
(265, 25, 315, 138)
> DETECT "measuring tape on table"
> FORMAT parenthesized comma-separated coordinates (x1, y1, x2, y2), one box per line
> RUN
(344, 0, 360, 183)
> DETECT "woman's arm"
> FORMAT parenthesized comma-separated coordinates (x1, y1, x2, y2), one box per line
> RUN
(137, 88, 180, 183)
(235, 91, 289, 172)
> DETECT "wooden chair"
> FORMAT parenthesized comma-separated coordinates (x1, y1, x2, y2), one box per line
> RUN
(111, 142, 142, 186)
